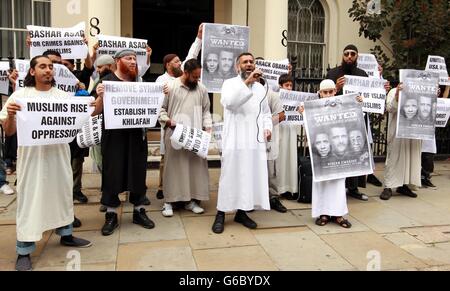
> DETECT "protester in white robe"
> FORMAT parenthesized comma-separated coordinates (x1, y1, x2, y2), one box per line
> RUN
(212, 53, 272, 234)
(0, 56, 92, 271)
(301, 80, 354, 228)
(380, 84, 422, 200)
(155, 24, 204, 200)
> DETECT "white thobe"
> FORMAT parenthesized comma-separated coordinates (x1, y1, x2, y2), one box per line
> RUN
(156, 37, 203, 155)
(217, 76, 272, 212)
(312, 179, 347, 218)
(0, 87, 74, 242)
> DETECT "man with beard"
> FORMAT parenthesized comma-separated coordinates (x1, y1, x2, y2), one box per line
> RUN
(158, 59, 212, 217)
(93, 49, 155, 236)
(212, 52, 272, 234)
(1, 56, 92, 271)
(417, 96, 434, 124)
(155, 24, 204, 201)
(218, 50, 235, 80)
(326, 44, 369, 201)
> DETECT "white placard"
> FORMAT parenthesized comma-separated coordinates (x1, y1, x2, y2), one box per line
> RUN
(170, 124, 211, 159)
(54, 64, 79, 95)
(357, 53, 380, 79)
(15, 96, 94, 146)
(255, 59, 289, 92)
(436, 98, 450, 128)
(0, 61, 9, 95)
(103, 81, 164, 130)
(279, 89, 318, 125)
(28, 22, 88, 60)
(343, 75, 387, 114)
(77, 115, 103, 148)
(425, 55, 450, 86)
(212, 122, 223, 151)
(14, 59, 30, 90)
(97, 35, 148, 75)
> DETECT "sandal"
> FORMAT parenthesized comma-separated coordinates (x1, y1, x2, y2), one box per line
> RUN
(315, 215, 330, 226)
(333, 216, 352, 229)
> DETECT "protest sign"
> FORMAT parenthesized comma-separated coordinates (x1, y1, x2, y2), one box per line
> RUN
(279, 89, 318, 125)
(201, 23, 250, 93)
(103, 81, 164, 130)
(343, 75, 386, 114)
(397, 69, 439, 140)
(212, 122, 223, 151)
(255, 59, 289, 92)
(435, 98, 450, 128)
(0, 61, 9, 95)
(303, 93, 373, 182)
(97, 35, 149, 75)
(14, 59, 30, 90)
(170, 124, 211, 159)
(425, 55, 450, 86)
(77, 114, 103, 148)
(15, 96, 94, 146)
(357, 53, 380, 79)
(28, 22, 88, 60)
(54, 64, 79, 95)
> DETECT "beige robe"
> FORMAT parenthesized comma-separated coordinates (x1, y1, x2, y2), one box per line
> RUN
(277, 124, 300, 194)
(159, 78, 212, 203)
(0, 87, 74, 242)
(384, 88, 422, 189)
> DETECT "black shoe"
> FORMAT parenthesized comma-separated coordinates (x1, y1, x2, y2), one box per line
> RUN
(234, 210, 257, 229)
(60, 235, 92, 248)
(348, 189, 369, 201)
(367, 174, 383, 187)
(73, 216, 82, 228)
(280, 192, 295, 200)
(212, 212, 225, 234)
(380, 188, 392, 200)
(397, 185, 418, 198)
(156, 190, 164, 200)
(99, 205, 107, 212)
(73, 191, 88, 204)
(270, 197, 287, 213)
(422, 179, 436, 188)
(133, 209, 155, 229)
(102, 212, 119, 236)
(142, 196, 151, 206)
(15, 255, 32, 271)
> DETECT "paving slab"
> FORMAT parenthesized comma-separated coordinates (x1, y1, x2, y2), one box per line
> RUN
(193, 246, 278, 271)
(0, 193, 16, 208)
(402, 225, 450, 244)
(73, 204, 122, 232)
(0, 203, 16, 226)
(291, 210, 370, 235)
(34, 230, 119, 268)
(0, 225, 51, 261)
(243, 210, 306, 229)
(183, 215, 259, 250)
(34, 263, 116, 271)
(117, 240, 197, 271)
(119, 212, 186, 244)
(321, 231, 427, 271)
(254, 227, 354, 271)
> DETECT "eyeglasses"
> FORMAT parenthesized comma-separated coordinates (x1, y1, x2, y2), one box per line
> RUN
(344, 51, 357, 57)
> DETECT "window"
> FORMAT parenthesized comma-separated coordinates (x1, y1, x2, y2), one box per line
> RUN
(0, 0, 51, 60)
(288, 0, 325, 79)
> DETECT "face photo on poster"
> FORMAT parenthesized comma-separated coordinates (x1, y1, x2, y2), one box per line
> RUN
(201, 23, 250, 93)
(397, 69, 439, 140)
(303, 93, 373, 182)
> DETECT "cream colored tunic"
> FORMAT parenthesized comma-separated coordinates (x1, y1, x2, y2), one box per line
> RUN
(277, 124, 300, 194)
(159, 78, 212, 203)
(384, 88, 422, 189)
(0, 87, 73, 242)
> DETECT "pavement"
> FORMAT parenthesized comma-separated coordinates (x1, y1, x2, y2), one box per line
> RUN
(2, 162, 450, 271)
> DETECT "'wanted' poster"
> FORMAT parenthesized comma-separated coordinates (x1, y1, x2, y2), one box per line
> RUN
(97, 35, 149, 76)
(255, 59, 289, 92)
(103, 81, 164, 130)
(303, 93, 373, 182)
(357, 53, 380, 79)
(15, 96, 94, 146)
(397, 69, 439, 140)
(0, 61, 9, 95)
(343, 75, 386, 114)
(425, 55, 450, 86)
(28, 22, 88, 60)
(201, 23, 250, 93)
(279, 89, 318, 125)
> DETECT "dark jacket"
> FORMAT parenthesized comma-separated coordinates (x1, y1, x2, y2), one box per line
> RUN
(326, 66, 368, 95)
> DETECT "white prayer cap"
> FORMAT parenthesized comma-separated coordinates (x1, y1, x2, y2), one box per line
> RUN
(96, 55, 115, 67)
(320, 79, 336, 91)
